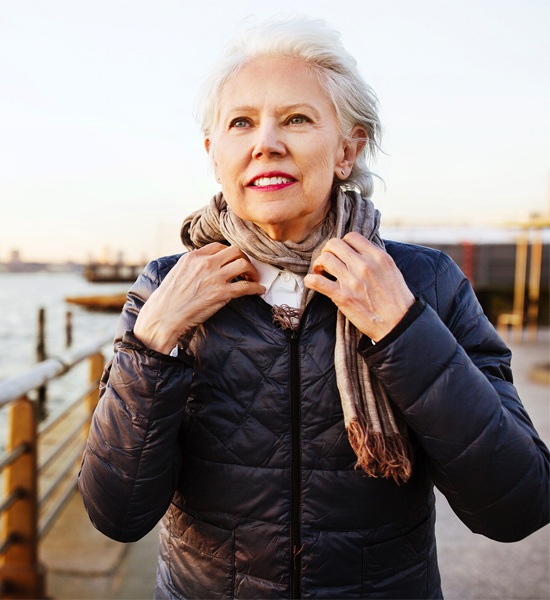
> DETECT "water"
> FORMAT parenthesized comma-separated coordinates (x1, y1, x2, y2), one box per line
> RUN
(0, 271, 129, 446)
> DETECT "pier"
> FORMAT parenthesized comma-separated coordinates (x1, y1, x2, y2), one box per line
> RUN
(0, 335, 111, 599)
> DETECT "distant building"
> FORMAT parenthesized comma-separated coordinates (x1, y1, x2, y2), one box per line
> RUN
(9, 249, 22, 265)
(0, 248, 82, 274)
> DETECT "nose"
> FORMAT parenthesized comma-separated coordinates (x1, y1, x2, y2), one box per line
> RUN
(252, 120, 286, 159)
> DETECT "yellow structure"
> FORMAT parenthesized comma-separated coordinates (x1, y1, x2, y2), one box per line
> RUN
(497, 216, 549, 343)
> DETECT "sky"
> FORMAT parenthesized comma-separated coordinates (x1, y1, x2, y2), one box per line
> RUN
(0, 0, 548, 264)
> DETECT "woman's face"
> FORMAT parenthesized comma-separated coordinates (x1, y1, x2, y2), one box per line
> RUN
(206, 57, 361, 242)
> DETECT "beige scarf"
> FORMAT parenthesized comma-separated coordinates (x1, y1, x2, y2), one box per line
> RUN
(181, 188, 412, 483)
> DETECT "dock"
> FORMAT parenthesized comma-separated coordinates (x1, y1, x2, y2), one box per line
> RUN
(83, 263, 144, 284)
(65, 294, 127, 313)
(40, 332, 549, 600)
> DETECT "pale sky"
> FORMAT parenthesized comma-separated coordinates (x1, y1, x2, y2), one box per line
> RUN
(1, 0, 548, 263)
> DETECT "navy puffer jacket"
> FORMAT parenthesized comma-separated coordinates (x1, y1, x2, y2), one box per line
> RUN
(79, 241, 549, 599)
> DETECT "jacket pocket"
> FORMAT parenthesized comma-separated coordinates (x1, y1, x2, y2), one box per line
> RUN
(165, 507, 235, 599)
(361, 515, 432, 599)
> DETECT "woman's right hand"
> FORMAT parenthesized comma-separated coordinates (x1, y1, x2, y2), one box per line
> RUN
(133, 243, 265, 354)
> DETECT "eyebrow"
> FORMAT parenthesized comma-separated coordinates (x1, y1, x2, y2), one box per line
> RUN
(224, 103, 322, 119)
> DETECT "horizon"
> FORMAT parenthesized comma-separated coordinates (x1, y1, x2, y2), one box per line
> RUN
(3, 220, 550, 267)
(1, 0, 549, 264)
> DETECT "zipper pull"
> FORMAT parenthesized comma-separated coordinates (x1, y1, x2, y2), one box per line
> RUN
(285, 328, 298, 343)
(293, 543, 304, 567)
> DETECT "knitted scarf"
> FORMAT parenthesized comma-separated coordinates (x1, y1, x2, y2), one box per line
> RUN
(181, 188, 412, 483)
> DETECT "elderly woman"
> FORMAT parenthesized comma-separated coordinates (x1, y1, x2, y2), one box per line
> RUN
(79, 18, 549, 599)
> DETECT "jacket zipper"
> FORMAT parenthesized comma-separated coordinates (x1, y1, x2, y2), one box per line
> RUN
(286, 328, 302, 600)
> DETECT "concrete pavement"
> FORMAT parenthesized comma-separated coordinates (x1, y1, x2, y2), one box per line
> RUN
(434, 329, 549, 600)
(41, 330, 549, 599)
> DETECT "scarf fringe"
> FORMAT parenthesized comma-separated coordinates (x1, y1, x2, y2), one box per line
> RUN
(347, 412, 412, 485)
(272, 305, 303, 331)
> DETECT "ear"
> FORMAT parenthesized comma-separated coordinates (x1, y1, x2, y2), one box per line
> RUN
(335, 126, 367, 179)
(205, 137, 222, 183)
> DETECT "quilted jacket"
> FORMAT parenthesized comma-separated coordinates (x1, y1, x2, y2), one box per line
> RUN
(79, 240, 549, 599)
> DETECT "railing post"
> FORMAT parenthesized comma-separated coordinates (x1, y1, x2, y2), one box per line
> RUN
(0, 396, 45, 599)
(65, 311, 73, 348)
(83, 352, 105, 443)
(36, 308, 48, 422)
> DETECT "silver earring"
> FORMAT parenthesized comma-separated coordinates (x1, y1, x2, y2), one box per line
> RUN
(341, 170, 346, 177)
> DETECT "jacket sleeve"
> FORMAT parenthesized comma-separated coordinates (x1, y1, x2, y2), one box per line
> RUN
(78, 256, 192, 542)
(361, 251, 549, 542)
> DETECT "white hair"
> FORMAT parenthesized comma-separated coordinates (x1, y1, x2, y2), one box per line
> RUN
(196, 17, 382, 198)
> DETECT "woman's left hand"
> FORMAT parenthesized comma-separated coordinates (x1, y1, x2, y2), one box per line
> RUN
(304, 232, 415, 342)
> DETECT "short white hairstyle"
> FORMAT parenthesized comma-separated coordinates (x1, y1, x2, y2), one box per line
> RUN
(196, 17, 382, 198)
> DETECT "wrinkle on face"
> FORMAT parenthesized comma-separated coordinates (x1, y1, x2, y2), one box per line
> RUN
(206, 57, 351, 242)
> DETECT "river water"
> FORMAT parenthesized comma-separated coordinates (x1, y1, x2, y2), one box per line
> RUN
(0, 271, 130, 446)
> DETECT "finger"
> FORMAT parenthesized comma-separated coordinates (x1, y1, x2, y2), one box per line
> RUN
(170, 243, 228, 276)
(323, 234, 379, 263)
(208, 246, 260, 283)
(319, 237, 350, 258)
(341, 233, 389, 268)
(205, 245, 258, 276)
(216, 245, 248, 265)
(230, 278, 266, 297)
(222, 256, 261, 283)
(311, 250, 346, 281)
(195, 242, 231, 256)
(322, 234, 387, 280)
(177, 245, 251, 278)
(341, 232, 374, 253)
(304, 272, 339, 297)
(239, 269, 261, 283)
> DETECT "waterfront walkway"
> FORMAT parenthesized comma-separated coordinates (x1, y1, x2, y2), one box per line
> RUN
(42, 331, 549, 600)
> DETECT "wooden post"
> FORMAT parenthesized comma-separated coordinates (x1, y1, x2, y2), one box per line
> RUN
(35, 310, 46, 364)
(83, 353, 105, 443)
(65, 311, 73, 348)
(526, 229, 543, 342)
(460, 241, 475, 286)
(511, 234, 529, 342)
(36, 309, 47, 422)
(0, 396, 45, 599)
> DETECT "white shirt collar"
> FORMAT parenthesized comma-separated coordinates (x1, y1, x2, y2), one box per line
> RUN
(246, 255, 304, 309)
(171, 255, 304, 357)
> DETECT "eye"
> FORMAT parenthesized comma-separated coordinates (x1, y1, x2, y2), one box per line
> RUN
(287, 114, 311, 125)
(229, 117, 251, 129)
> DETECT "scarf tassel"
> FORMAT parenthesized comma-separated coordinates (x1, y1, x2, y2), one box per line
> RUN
(346, 412, 412, 484)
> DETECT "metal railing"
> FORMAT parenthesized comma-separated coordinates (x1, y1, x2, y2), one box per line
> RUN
(0, 334, 112, 599)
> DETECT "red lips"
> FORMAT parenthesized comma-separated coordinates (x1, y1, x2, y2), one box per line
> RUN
(248, 171, 296, 187)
